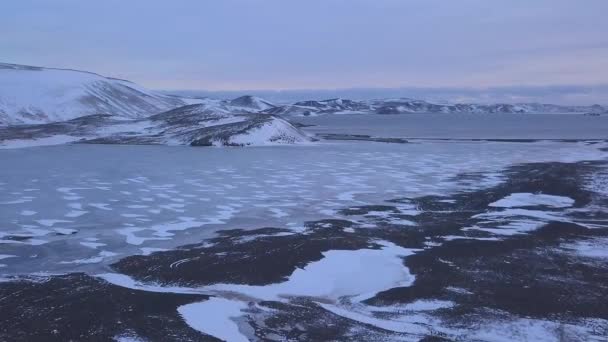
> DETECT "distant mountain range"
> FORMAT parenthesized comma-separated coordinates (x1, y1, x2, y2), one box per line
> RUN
(0, 62, 605, 148)
(262, 98, 606, 116)
(0, 64, 311, 147)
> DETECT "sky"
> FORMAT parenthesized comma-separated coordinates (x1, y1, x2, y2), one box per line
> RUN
(2, 0, 608, 103)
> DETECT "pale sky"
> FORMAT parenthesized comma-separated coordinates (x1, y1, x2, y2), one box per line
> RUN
(2, 0, 608, 91)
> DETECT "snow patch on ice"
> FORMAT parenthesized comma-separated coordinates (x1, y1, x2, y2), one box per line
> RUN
(59, 251, 117, 264)
(562, 237, 608, 259)
(489, 193, 574, 208)
(207, 241, 417, 302)
(178, 298, 249, 342)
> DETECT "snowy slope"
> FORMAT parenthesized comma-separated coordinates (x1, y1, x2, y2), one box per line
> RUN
(0, 63, 187, 125)
(228, 95, 276, 111)
(0, 104, 313, 148)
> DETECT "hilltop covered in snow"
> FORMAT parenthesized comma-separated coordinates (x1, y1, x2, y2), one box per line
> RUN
(0, 63, 189, 125)
(0, 63, 314, 147)
(0, 103, 312, 149)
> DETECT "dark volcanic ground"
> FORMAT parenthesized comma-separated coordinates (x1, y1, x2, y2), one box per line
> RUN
(1, 159, 608, 341)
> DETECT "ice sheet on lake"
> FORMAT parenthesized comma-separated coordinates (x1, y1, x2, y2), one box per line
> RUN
(0, 141, 606, 273)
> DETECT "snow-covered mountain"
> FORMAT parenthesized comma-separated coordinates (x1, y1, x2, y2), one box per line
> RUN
(0, 63, 187, 125)
(0, 103, 312, 148)
(2, 61, 603, 126)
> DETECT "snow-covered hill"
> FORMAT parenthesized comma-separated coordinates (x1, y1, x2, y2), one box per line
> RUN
(0, 63, 187, 125)
(228, 95, 276, 111)
(0, 103, 312, 148)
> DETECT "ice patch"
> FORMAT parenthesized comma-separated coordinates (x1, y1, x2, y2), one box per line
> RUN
(118, 218, 203, 245)
(464, 220, 546, 236)
(207, 241, 417, 302)
(489, 193, 575, 208)
(113, 334, 147, 342)
(470, 209, 570, 236)
(318, 303, 431, 335)
(0, 197, 34, 204)
(96, 273, 205, 294)
(400, 300, 455, 311)
(65, 210, 87, 218)
(89, 203, 112, 210)
(80, 241, 107, 249)
(178, 298, 249, 342)
(269, 208, 288, 218)
(54, 228, 77, 235)
(562, 237, 608, 259)
(470, 317, 607, 342)
(59, 251, 118, 264)
(20, 210, 37, 216)
(36, 219, 72, 227)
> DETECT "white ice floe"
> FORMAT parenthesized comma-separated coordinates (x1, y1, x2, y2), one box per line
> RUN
(178, 298, 249, 342)
(19, 210, 37, 216)
(207, 241, 417, 302)
(489, 193, 575, 208)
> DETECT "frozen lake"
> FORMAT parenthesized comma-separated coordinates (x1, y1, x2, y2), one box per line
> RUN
(0, 139, 605, 274)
